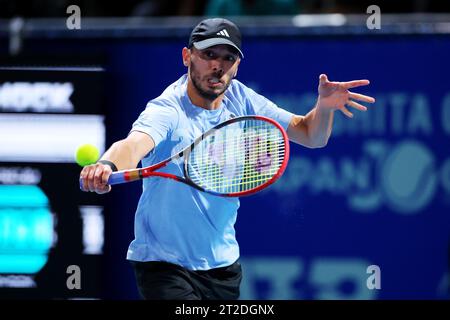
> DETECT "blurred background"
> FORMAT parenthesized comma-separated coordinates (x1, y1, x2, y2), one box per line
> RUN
(0, 0, 449, 300)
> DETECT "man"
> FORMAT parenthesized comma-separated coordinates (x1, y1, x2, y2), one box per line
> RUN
(80, 18, 375, 300)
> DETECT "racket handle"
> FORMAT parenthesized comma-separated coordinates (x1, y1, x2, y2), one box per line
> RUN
(79, 172, 126, 190)
(107, 171, 127, 185)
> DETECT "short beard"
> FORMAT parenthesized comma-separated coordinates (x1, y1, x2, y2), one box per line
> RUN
(190, 63, 230, 101)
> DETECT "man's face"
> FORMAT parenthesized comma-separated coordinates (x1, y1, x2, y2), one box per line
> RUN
(187, 45, 240, 101)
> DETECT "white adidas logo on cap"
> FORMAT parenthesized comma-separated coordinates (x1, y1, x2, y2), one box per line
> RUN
(216, 29, 230, 37)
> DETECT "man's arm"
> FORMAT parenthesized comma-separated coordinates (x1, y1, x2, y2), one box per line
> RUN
(80, 131, 155, 194)
(287, 107, 333, 148)
(287, 74, 375, 148)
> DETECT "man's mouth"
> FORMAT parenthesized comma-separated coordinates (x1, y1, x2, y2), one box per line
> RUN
(207, 77, 223, 86)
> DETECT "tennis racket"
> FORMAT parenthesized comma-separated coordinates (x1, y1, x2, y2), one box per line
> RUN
(80, 115, 289, 197)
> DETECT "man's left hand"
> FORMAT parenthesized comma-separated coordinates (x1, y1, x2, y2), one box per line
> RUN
(317, 74, 375, 118)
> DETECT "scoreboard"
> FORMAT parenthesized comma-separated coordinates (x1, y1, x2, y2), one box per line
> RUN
(0, 65, 106, 299)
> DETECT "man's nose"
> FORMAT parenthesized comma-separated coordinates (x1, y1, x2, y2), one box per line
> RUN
(210, 60, 223, 74)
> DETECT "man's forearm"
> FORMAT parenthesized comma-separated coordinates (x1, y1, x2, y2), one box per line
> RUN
(99, 140, 140, 170)
(303, 99, 334, 148)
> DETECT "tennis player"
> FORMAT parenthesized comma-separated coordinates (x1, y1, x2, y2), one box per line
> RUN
(80, 18, 375, 300)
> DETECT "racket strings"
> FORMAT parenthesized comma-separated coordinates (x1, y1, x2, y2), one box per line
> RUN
(187, 119, 286, 194)
(189, 140, 285, 173)
(191, 148, 285, 185)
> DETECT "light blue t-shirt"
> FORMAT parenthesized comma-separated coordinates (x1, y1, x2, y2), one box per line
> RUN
(127, 74, 293, 270)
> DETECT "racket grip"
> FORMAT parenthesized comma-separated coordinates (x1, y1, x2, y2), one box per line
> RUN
(107, 172, 127, 185)
(79, 172, 126, 190)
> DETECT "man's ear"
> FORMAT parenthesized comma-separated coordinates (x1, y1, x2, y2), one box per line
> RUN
(233, 60, 241, 78)
(182, 47, 190, 67)
(233, 65, 239, 78)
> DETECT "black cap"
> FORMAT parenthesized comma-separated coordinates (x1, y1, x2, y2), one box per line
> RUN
(188, 18, 244, 58)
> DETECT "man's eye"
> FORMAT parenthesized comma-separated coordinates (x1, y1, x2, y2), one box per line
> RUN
(227, 56, 236, 62)
(205, 51, 215, 58)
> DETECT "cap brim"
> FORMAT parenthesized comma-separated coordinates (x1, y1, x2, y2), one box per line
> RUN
(193, 38, 244, 58)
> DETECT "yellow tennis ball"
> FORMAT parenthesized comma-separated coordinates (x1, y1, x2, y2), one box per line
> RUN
(75, 144, 100, 167)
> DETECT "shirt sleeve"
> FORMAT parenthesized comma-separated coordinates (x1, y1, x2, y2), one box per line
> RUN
(130, 100, 179, 148)
(244, 86, 294, 131)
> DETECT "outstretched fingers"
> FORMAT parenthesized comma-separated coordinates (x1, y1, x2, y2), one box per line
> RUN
(319, 74, 328, 84)
(340, 106, 354, 118)
(347, 100, 367, 112)
(349, 92, 375, 103)
(342, 79, 370, 89)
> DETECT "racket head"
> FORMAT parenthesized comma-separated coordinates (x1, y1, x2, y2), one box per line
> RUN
(184, 115, 289, 197)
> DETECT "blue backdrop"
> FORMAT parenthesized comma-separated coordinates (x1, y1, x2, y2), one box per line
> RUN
(6, 28, 449, 300)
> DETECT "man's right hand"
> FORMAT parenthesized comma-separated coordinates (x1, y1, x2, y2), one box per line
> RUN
(79, 163, 112, 194)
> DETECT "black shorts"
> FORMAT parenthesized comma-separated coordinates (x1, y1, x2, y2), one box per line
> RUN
(131, 260, 242, 300)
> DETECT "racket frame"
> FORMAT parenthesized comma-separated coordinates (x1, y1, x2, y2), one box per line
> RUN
(103, 115, 290, 197)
